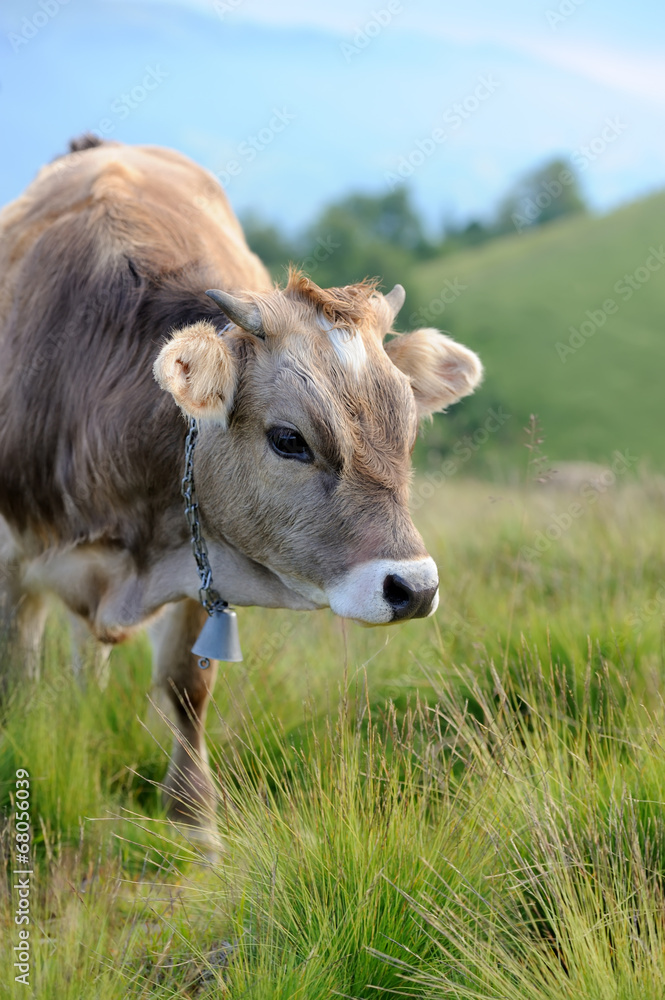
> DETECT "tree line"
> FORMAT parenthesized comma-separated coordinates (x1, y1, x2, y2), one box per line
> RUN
(244, 156, 587, 291)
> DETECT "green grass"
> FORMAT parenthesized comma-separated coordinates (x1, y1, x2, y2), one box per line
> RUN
(1, 473, 665, 997)
(406, 191, 665, 472)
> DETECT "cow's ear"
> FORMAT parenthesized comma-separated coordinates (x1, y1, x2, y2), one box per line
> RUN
(385, 328, 483, 418)
(153, 321, 237, 425)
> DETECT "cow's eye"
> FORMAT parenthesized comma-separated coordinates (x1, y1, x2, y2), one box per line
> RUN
(267, 426, 314, 462)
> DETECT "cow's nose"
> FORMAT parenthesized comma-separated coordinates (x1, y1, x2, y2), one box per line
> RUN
(383, 573, 438, 621)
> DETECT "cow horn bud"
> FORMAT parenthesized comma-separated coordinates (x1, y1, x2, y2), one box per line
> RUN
(205, 289, 264, 337)
(384, 284, 406, 323)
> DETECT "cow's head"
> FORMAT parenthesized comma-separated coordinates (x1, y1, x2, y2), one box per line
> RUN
(154, 272, 482, 625)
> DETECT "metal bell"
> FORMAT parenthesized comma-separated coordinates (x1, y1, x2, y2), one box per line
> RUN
(192, 607, 243, 666)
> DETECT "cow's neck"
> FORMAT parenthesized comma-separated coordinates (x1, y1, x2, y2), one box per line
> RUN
(12, 519, 320, 646)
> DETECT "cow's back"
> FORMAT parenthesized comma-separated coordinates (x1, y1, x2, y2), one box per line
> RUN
(0, 141, 271, 554)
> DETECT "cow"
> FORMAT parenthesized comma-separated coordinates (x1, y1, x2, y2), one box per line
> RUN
(0, 136, 482, 847)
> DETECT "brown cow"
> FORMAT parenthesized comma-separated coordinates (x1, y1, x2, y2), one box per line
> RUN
(0, 137, 482, 846)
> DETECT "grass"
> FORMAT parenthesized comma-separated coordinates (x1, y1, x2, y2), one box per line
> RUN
(1, 470, 665, 997)
(407, 190, 665, 472)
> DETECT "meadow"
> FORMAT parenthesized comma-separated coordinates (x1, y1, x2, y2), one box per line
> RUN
(409, 190, 665, 473)
(2, 459, 665, 999)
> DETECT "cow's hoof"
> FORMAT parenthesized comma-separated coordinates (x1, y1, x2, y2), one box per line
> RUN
(162, 782, 222, 862)
(173, 819, 224, 864)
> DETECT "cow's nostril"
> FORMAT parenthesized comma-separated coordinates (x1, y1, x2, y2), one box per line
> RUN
(383, 573, 438, 622)
(383, 574, 414, 612)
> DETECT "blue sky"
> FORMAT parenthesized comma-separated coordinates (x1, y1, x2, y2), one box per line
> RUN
(1, 0, 663, 232)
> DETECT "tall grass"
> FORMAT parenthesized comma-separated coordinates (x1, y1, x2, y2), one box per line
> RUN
(1, 476, 664, 997)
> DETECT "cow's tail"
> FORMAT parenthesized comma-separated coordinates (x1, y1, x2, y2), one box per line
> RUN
(49, 133, 107, 165)
(68, 133, 106, 154)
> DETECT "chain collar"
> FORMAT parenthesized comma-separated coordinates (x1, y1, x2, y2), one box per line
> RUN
(181, 416, 228, 616)
(179, 318, 243, 668)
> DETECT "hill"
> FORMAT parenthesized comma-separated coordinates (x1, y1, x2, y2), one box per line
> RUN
(408, 191, 665, 474)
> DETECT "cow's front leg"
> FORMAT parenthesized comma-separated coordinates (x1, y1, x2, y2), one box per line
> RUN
(0, 584, 49, 683)
(68, 614, 113, 689)
(149, 599, 219, 848)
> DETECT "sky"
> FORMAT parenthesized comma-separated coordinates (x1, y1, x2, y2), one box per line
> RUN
(1, 0, 663, 233)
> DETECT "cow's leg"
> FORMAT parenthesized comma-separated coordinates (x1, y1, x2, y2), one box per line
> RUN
(0, 565, 16, 669)
(0, 576, 49, 682)
(68, 614, 113, 689)
(0, 521, 48, 682)
(14, 592, 49, 681)
(149, 599, 219, 848)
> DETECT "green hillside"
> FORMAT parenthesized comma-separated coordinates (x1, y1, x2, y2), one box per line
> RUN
(408, 191, 665, 473)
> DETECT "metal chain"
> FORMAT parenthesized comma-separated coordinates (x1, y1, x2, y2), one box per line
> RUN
(181, 416, 227, 616)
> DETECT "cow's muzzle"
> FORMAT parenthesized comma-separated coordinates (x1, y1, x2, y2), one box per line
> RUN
(327, 557, 439, 625)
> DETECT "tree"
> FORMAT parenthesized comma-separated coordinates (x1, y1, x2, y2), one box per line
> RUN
(335, 188, 430, 253)
(297, 186, 432, 289)
(439, 218, 493, 254)
(495, 158, 587, 235)
(241, 212, 298, 280)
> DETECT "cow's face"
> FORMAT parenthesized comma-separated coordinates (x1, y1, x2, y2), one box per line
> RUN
(154, 274, 482, 625)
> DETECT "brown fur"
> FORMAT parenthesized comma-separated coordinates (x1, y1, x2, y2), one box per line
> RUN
(0, 141, 270, 561)
(0, 139, 483, 584)
(154, 320, 238, 424)
(280, 267, 382, 329)
(385, 327, 484, 418)
(0, 139, 483, 840)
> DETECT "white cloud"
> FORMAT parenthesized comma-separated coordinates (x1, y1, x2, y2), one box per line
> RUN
(127, 0, 665, 107)
(496, 34, 665, 106)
